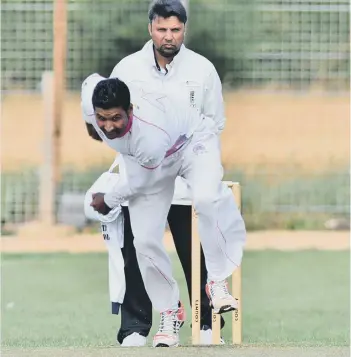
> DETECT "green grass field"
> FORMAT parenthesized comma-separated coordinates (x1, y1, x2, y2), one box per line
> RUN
(1, 251, 349, 357)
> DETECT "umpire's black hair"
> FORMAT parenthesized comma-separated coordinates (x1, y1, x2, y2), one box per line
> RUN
(92, 78, 131, 112)
(148, 0, 187, 24)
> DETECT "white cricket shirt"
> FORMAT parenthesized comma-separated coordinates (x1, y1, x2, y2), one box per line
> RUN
(82, 73, 201, 169)
(81, 73, 198, 207)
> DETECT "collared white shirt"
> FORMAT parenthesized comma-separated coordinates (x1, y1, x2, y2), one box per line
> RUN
(110, 40, 226, 134)
(81, 73, 199, 170)
(81, 73, 198, 207)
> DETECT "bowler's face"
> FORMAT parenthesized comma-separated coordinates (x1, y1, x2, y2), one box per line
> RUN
(95, 106, 132, 139)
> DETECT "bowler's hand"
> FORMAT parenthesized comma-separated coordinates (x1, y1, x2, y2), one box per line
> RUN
(90, 193, 112, 215)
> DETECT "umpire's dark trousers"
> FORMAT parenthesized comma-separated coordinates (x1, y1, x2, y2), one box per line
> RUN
(115, 204, 224, 343)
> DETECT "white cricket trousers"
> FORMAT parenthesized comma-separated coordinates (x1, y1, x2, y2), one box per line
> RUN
(128, 123, 246, 312)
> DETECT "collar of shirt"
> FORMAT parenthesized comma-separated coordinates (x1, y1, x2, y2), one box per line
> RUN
(117, 114, 133, 138)
(142, 40, 186, 74)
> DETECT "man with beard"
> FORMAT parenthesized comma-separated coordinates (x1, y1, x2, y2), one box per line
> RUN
(107, 0, 245, 347)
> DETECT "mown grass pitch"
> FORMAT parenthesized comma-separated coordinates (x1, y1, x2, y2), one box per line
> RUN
(2, 251, 349, 353)
(2, 347, 350, 357)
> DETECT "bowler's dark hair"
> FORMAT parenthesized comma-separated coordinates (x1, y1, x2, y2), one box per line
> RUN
(92, 78, 130, 112)
(148, 0, 187, 24)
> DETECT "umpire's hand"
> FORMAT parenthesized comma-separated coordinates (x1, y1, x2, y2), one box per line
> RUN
(90, 193, 112, 215)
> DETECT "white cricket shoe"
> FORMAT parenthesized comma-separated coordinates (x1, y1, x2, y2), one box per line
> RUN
(121, 332, 147, 347)
(206, 280, 238, 314)
(200, 326, 225, 345)
(152, 304, 185, 347)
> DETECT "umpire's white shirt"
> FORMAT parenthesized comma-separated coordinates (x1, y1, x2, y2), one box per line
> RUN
(110, 40, 226, 134)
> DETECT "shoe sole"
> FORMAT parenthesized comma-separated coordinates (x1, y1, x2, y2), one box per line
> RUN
(154, 343, 179, 347)
(208, 295, 239, 314)
(213, 305, 237, 314)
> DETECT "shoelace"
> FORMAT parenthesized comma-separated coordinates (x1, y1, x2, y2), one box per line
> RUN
(159, 310, 181, 334)
(210, 280, 230, 298)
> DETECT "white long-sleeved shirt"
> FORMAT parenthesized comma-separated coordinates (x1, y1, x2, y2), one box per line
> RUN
(110, 40, 226, 134)
(81, 73, 199, 207)
(117, 156, 191, 206)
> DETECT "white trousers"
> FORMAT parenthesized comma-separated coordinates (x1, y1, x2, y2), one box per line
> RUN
(128, 122, 246, 312)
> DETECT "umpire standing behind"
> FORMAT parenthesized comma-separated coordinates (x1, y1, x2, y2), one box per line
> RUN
(109, 0, 227, 346)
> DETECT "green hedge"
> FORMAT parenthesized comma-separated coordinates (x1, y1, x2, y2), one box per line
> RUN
(2, 0, 349, 91)
(2, 167, 349, 231)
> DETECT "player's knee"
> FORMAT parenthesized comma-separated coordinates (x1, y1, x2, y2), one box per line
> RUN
(133, 236, 157, 256)
(193, 192, 216, 215)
